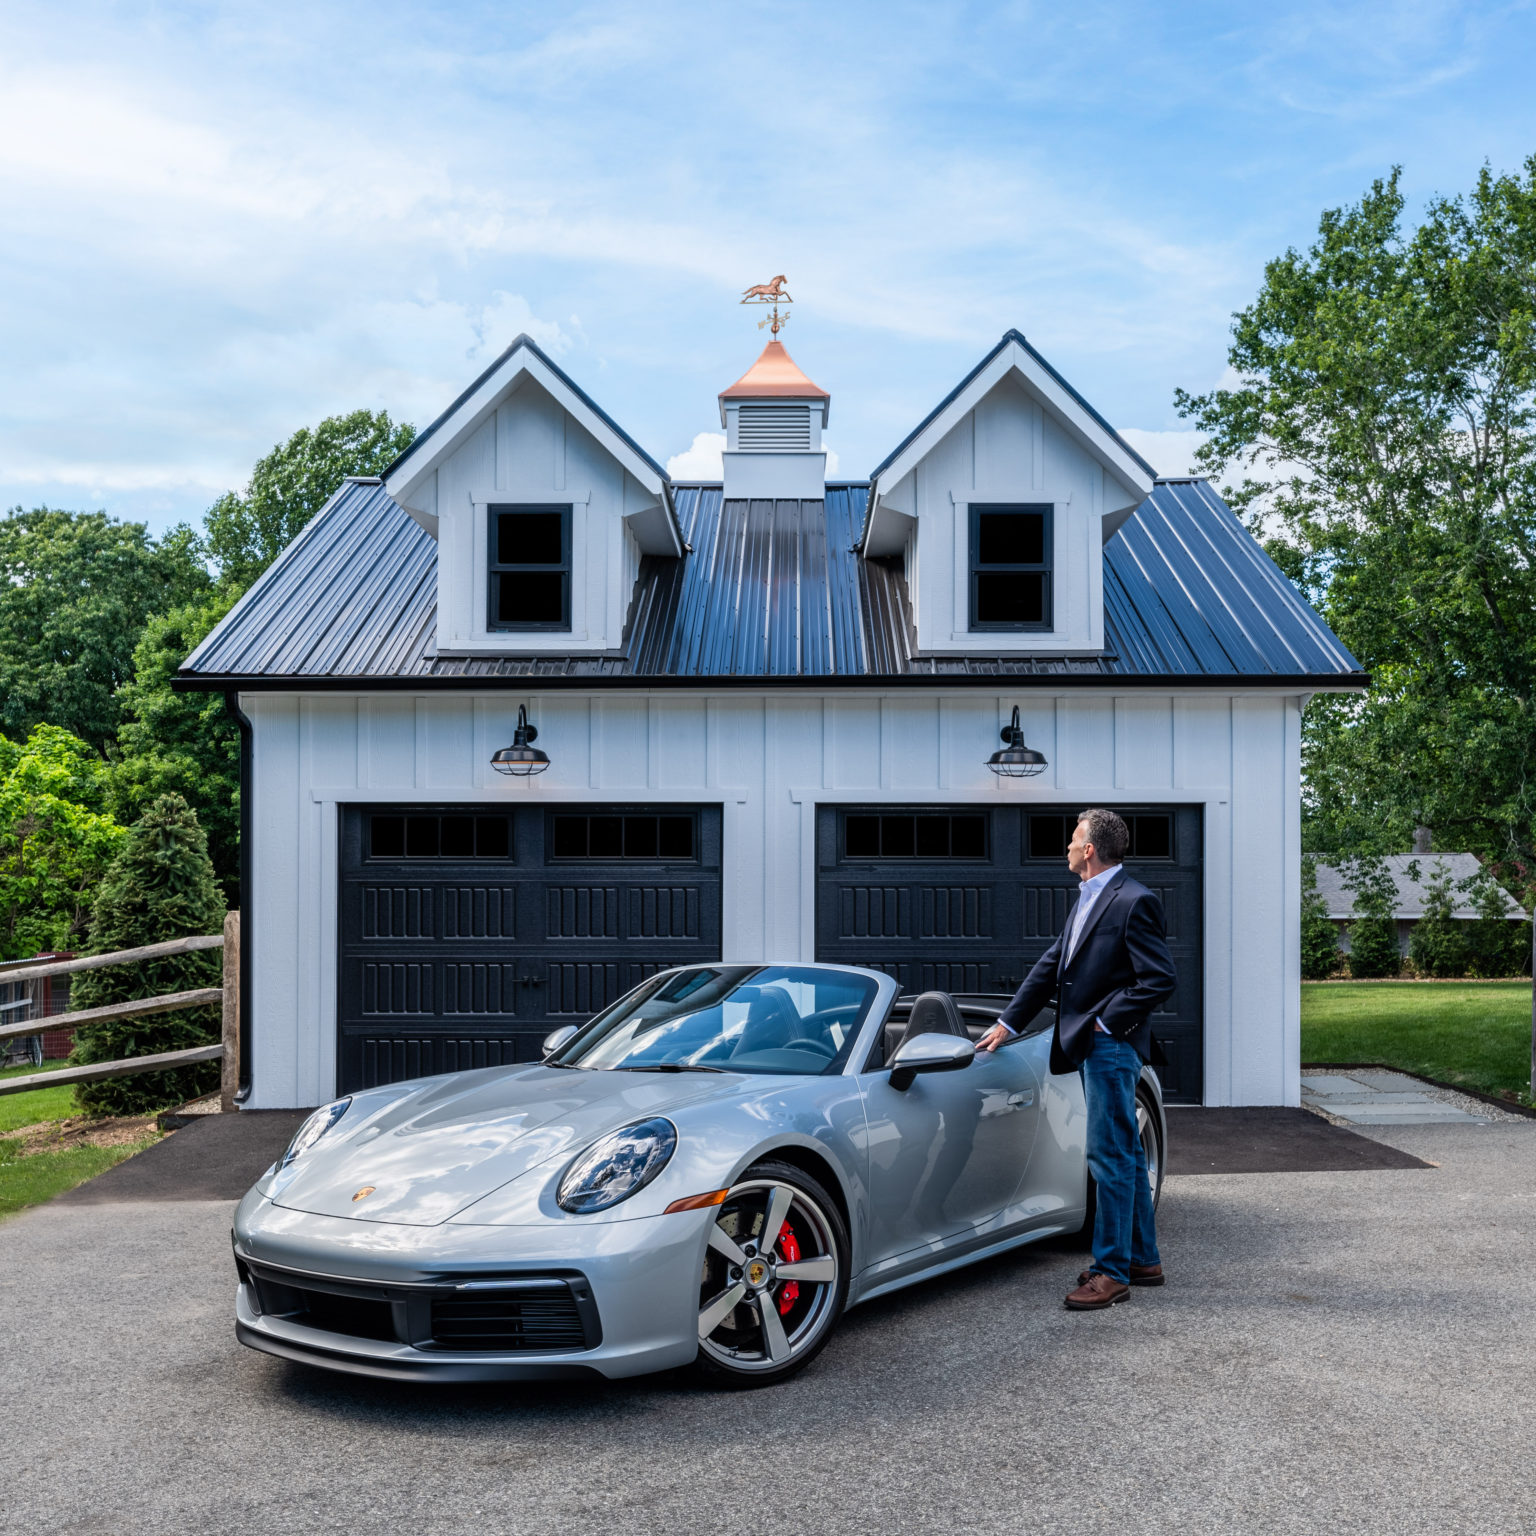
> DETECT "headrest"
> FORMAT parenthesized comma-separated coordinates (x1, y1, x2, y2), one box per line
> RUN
(899, 991, 967, 1050)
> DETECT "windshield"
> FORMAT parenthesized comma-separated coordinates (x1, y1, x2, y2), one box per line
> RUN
(551, 966, 880, 1076)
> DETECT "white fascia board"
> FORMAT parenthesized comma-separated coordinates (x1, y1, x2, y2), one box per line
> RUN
(868, 339, 1155, 519)
(384, 345, 667, 513)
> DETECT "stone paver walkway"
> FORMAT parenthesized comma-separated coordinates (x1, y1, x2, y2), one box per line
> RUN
(1301, 1067, 1500, 1125)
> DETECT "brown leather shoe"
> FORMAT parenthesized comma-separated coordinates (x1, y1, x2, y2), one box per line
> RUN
(1065, 1272, 1130, 1310)
(1078, 1264, 1164, 1288)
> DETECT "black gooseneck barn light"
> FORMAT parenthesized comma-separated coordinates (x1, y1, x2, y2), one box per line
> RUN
(986, 706, 1048, 779)
(491, 705, 550, 777)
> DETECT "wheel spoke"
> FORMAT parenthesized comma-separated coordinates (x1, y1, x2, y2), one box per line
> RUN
(698, 1282, 746, 1339)
(758, 1184, 793, 1253)
(757, 1295, 791, 1363)
(708, 1223, 747, 1266)
(775, 1255, 835, 1284)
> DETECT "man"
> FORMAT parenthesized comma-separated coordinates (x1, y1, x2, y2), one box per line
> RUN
(977, 808, 1176, 1310)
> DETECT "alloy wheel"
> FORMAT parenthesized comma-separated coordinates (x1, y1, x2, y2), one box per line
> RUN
(697, 1176, 841, 1376)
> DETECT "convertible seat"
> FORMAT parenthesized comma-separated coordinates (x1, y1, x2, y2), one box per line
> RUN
(888, 991, 967, 1057)
(735, 987, 805, 1055)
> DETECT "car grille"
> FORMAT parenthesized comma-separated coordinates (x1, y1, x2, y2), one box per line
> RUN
(239, 1258, 599, 1353)
(430, 1288, 588, 1351)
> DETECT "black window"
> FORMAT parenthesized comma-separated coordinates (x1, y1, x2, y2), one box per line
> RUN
(1025, 811, 1174, 861)
(842, 813, 988, 860)
(550, 814, 697, 861)
(369, 814, 511, 860)
(488, 505, 570, 631)
(969, 503, 1052, 631)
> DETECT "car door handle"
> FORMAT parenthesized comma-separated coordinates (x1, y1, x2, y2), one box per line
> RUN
(1007, 1091, 1033, 1108)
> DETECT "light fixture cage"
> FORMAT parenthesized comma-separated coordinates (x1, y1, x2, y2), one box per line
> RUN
(491, 705, 551, 777)
(986, 705, 1048, 779)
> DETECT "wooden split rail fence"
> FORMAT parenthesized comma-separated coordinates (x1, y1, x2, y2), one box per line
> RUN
(0, 911, 241, 1110)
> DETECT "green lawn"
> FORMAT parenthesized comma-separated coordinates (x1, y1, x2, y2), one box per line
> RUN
(0, 1136, 158, 1219)
(0, 1059, 78, 1135)
(0, 1060, 159, 1219)
(1301, 980, 1534, 1104)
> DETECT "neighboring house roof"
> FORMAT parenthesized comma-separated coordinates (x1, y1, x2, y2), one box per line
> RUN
(178, 478, 1367, 689)
(1312, 854, 1527, 921)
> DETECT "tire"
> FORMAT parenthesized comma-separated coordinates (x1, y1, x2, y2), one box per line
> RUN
(691, 1159, 850, 1388)
(1073, 1087, 1164, 1240)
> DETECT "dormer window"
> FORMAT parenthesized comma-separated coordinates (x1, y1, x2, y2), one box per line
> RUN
(969, 503, 1052, 631)
(488, 504, 571, 631)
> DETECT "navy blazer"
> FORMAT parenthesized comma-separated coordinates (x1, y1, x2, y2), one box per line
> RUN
(997, 868, 1177, 1075)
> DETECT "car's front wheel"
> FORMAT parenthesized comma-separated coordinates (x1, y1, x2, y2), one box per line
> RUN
(693, 1159, 849, 1387)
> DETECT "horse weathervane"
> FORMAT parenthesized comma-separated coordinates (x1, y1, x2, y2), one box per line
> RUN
(741, 275, 792, 335)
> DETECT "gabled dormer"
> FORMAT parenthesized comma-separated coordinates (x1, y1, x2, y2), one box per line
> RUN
(382, 335, 680, 655)
(863, 330, 1156, 655)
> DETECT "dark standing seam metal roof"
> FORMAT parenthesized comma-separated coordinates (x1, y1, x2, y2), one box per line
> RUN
(179, 477, 1363, 687)
(867, 329, 1160, 486)
(380, 333, 672, 488)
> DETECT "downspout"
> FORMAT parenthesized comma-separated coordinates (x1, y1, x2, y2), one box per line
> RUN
(223, 691, 254, 1102)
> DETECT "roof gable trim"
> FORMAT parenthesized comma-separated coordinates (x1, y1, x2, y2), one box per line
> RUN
(865, 330, 1157, 544)
(383, 334, 673, 514)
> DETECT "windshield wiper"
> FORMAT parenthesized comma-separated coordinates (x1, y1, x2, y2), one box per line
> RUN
(615, 1062, 727, 1074)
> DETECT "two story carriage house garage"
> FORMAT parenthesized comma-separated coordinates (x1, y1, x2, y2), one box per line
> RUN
(177, 328, 1365, 1109)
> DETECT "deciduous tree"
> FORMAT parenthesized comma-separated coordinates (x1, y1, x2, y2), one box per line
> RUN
(204, 409, 414, 592)
(1177, 161, 1536, 877)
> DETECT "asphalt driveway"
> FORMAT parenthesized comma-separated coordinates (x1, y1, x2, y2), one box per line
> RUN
(4, 1117, 1535, 1536)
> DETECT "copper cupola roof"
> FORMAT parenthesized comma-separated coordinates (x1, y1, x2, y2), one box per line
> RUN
(718, 340, 830, 401)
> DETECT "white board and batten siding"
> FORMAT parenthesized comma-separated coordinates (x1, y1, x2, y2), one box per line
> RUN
(410, 376, 659, 655)
(870, 372, 1145, 656)
(243, 688, 1303, 1111)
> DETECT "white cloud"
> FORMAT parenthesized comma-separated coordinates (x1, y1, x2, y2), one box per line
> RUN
(667, 433, 724, 480)
(1117, 428, 1209, 479)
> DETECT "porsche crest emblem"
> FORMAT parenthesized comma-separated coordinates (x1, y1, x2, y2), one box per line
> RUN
(747, 1259, 769, 1287)
(352, 1185, 376, 1202)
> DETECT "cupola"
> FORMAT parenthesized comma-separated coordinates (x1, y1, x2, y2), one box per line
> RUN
(718, 340, 829, 499)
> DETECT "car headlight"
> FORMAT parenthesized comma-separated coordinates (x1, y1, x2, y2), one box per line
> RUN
(279, 1098, 352, 1169)
(556, 1118, 677, 1214)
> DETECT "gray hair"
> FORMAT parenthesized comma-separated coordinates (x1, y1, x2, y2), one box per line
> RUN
(1077, 808, 1129, 865)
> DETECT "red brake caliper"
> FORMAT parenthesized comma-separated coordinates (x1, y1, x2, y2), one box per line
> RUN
(776, 1219, 801, 1315)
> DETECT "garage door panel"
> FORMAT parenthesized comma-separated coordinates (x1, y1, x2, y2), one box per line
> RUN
(360, 886, 435, 940)
(817, 803, 1204, 1104)
(442, 887, 517, 940)
(546, 886, 620, 940)
(339, 805, 722, 1093)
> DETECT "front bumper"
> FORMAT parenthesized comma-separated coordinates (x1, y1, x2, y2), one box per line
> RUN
(233, 1190, 709, 1382)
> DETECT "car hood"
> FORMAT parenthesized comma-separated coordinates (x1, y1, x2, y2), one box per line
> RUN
(268, 1066, 724, 1227)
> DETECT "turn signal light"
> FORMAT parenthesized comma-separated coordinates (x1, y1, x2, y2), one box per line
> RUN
(663, 1189, 730, 1214)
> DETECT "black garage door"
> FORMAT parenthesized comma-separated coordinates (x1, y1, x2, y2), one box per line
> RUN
(815, 804, 1204, 1103)
(338, 804, 722, 1092)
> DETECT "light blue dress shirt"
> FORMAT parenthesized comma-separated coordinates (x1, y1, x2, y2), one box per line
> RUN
(997, 862, 1122, 1039)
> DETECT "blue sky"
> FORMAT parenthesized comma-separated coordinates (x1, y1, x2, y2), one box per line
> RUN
(2, 1, 1533, 533)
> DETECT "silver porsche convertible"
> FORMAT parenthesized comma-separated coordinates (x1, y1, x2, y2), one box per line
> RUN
(234, 962, 1165, 1387)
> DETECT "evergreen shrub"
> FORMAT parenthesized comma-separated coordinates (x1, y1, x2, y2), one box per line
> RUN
(1300, 856, 1342, 979)
(1407, 859, 1469, 978)
(1342, 854, 1400, 979)
(68, 794, 226, 1115)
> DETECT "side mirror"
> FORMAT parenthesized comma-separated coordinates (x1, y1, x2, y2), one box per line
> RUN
(889, 1033, 975, 1091)
(542, 1025, 578, 1058)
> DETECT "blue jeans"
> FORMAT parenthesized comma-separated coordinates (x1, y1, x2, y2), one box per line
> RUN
(1080, 1032, 1159, 1285)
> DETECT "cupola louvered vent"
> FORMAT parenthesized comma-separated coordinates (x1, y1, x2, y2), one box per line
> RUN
(737, 404, 812, 451)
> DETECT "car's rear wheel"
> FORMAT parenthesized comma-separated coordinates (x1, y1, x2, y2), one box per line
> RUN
(692, 1159, 848, 1388)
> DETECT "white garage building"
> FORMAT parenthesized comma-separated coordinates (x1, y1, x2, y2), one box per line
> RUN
(179, 330, 1365, 1109)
